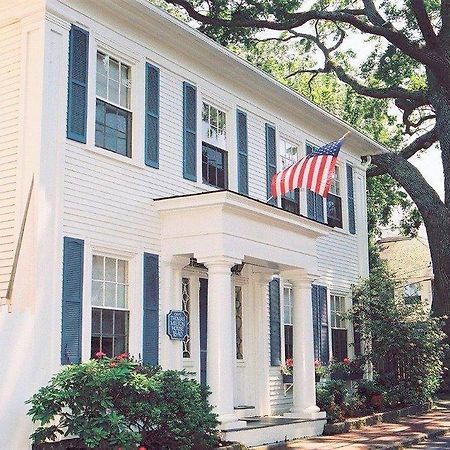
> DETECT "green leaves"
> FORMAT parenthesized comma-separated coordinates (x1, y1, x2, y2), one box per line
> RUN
(27, 357, 219, 449)
(349, 263, 446, 405)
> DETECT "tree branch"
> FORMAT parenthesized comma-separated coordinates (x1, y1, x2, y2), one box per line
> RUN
(368, 151, 445, 224)
(409, 0, 439, 46)
(284, 31, 427, 102)
(439, 0, 450, 44)
(368, 127, 438, 177)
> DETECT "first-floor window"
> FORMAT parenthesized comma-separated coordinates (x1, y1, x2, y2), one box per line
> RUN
(235, 286, 243, 360)
(284, 286, 293, 360)
(330, 294, 347, 361)
(182, 277, 191, 358)
(91, 255, 129, 358)
(404, 282, 421, 305)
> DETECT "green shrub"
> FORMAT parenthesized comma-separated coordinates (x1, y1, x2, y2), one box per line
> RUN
(27, 355, 219, 449)
(316, 380, 348, 422)
(350, 260, 446, 406)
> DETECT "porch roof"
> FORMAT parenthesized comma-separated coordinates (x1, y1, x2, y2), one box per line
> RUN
(154, 190, 331, 272)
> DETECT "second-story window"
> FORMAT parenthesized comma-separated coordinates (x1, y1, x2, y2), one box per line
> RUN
(327, 165, 343, 228)
(95, 52, 132, 157)
(280, 138, 300, 215)
(202, 102, 227, 188)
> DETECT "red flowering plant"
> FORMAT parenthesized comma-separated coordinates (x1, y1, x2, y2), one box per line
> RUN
(329, 356, 365, 380)
(280, 358, 294, 375)
(314, 359, 329, 379)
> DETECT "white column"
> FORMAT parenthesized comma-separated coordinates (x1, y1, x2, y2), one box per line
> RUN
(203, 257, 245, 429)
(284, 273, 326, 420)
(159, 256, 189, 371)
(253, 270, 275, 417)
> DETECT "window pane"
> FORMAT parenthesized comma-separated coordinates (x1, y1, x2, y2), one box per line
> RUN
(92, 308, 101, 335)
(102, 337, 113, 357)
(102, 309, 114, 335)
(92, 255, 104, 280)
(114, 336, 127, 356)
(120, 65, 130, 108)
(105, 257, 116, 281)
(117, 259, 127, 283)
(91, 336, 101, 358)
(92, 281, 104, 306)
(97, 74, 107, 99)
(117, 284, 127, 308)
(115, 310, 128, 335)
(105, 282, 116, 307)
(108, 78, 119, 105)
(97, 52, 108, 76)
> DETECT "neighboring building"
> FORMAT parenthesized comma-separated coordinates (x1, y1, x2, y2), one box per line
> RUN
(0, 0, 386, 447)
(379, 236, 433, 307)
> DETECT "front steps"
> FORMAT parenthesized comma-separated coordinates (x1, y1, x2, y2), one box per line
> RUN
(222, 416, 327, 447)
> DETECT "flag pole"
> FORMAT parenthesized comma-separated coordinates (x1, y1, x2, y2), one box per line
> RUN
(341, 131, 351, 140)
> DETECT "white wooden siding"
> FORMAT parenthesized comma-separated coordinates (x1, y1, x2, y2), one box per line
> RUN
(0, 20, 20, 297)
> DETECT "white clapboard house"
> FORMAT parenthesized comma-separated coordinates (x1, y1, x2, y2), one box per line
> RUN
(0, 0, 386, 447)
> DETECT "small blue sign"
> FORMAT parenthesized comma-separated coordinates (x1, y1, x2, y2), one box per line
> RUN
(166, 310, 188, 340)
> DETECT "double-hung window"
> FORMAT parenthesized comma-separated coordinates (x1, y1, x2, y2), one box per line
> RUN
(330, 294, 347, 361)
(327, 165, 343, 228)
(284, 286, 293, 360)
(91, 255, 129, 358)
(95, 52, 132, 157)
(202, 102, 228, 188)
(280, 138, 300, 215)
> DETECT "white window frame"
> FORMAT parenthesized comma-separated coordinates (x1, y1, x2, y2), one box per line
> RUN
(330, 294, 346, 330)
(201, 101, 227, 150)
(81, 243, 140, 362)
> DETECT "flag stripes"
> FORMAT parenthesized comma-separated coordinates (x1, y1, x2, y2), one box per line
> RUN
(271, 137, 344, 199)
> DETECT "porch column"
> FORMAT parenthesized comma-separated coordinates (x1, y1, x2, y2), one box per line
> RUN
(159, 256, 189, 371)
(284, 273, 326, 420)
(203, 256, 245, 429)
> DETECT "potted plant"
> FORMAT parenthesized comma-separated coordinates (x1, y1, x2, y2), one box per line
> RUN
(314, 359, 328, 382)
(281, 358, 293, 383)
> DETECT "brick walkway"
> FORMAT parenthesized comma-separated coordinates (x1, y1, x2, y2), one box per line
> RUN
(253, 401, 450, 450)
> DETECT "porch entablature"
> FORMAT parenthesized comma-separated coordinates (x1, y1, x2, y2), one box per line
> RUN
(154, 190, 331, 272)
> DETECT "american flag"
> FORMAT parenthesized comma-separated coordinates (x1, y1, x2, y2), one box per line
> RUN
(271, 135, 347, 199)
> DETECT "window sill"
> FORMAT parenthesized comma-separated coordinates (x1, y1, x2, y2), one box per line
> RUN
(69, 140, 147, 171)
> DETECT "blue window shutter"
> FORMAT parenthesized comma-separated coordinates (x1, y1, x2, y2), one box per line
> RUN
(183, 82, 197, 181)
(143, 253, 159, 366)
(269, 278, 281, 366)
(67, 25, 89, 143)
(61, 237, 84, 365)
(347, 163, 356, 234)
(199, 278, 208, 387)
(265, 124, 276, 205)
(237, 110, 248, 195)
(145, 63, 160, 168)
(319, 285, 329, 364)
(306, 143, 324, 222)
(311, 285, 320, 361)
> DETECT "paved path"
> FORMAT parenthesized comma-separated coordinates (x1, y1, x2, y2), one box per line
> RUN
(406, 433, 450, 449)
(253, 401, 450, 450)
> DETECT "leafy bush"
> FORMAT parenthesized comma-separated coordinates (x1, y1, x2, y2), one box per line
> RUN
(316, 380, 348, 422)
(27, 355, 219, 449)
(350, 259, 446, 406)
